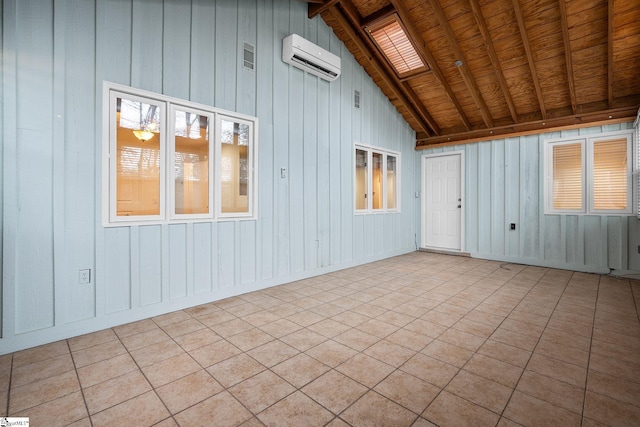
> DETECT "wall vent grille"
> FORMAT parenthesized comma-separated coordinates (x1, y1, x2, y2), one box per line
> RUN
(243, 42, 255, 71)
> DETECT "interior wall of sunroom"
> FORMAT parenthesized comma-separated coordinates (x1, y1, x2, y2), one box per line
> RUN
(0, 0, 418, 354)
(417, 121, 640, 276)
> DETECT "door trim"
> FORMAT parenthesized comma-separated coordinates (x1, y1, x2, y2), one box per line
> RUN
(421, 151, 465, 252)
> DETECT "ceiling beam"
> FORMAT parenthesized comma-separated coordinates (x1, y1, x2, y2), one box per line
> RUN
(389, 0, 471, 130)
(416, 105, 637, 147)
(308, 0, 339, 19)
(558, 0, 577, 114)
(327, 3, 440, 136)
(607, 0, 614, 107)
(467, 0, 518, 123)
(511, 0, 547, 119)
(427, 0, 494, 128)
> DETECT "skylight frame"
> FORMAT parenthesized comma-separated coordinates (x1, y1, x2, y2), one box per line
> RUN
(365, 13, 428, 78)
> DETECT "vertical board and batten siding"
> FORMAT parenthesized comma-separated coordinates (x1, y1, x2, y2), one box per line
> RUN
(420, 122, 639, 274)
(0, 0, 417, 353)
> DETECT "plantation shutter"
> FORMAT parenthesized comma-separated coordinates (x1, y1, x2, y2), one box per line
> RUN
(592, 138, 628, 210)
(552, 142, 583, 210)
(635, 109, 640, 218)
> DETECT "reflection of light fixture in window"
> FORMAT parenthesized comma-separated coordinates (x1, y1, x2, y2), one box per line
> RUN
(133, 129, 155, 142)
(366, 13, 427, 77)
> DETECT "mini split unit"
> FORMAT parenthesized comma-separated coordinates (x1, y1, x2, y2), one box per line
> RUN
(282, 34, 341, 82)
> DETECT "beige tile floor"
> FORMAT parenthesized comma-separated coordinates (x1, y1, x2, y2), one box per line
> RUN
(1, 252, 640, 426)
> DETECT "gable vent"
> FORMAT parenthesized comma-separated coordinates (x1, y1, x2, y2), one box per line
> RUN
(354, 90, 361, 109)
(243, 42, 255, 71)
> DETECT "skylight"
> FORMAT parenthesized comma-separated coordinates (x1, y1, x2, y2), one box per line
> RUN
(366, 14, 427, 76)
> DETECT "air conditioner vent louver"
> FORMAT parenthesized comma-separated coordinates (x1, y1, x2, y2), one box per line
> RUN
(282, 34, 341, 82)
(291, 54, 338, 78)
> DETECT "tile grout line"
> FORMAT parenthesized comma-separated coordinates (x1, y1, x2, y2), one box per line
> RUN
(580, 274, 601, 426)
(66, 338, 95, 426)
(451, 267, 573, 424)
(371, 263, 530, 424)
(498, 270, 587, 424)
(4, 354, 13, 417)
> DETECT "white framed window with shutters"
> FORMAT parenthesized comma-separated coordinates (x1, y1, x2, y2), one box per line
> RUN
(544, 129, 633, 215)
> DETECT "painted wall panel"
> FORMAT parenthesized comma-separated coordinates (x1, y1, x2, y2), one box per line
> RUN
(1, 0, 417, 353)
(139, 225, 162, 306)
(236, 0, 257, 117)
(193, 222, 213, 294)
(163, 1, 191, 99)
(131, 0, 163, 92)
(240, 221, 257, 284)
(477, 142, 491, 254)
(104, 228, 131, 314)
(217, 222, 235, 288)
(15, 0, 55, 333)
(521, 135, 540, 260)
(215, 2, 238, 111)
(169, 224, 187, 299)
(64, 0, 97, 323)
(190, 0, 216, 105)
(303, 72, 319, 271)
(504, 138, 520, 256)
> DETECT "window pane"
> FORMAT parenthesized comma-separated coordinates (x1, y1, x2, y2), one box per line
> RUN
(593, 138, 628, 210)
(221, 119, 250, 213)
(174, 111, 209, 215)
(372, 152, 383, 209)
(116, 97, 161, 216)
(355, 149, 368, 209)
(387, 155, 397, 209)
(552, 143, 583, 210)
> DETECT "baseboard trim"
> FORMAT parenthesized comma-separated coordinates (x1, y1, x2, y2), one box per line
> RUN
(419, 247, 471, 257)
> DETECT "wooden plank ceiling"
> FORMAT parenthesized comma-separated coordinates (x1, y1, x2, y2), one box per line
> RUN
(304, 0, 640, 147)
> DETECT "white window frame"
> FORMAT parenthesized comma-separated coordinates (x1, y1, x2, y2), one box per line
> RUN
(544, 129, 634, 215)
(354, 143, 401, 214)
(215, 114, 255, 219)
(169, 104, 215, 221)
(102, 82, 258, 226)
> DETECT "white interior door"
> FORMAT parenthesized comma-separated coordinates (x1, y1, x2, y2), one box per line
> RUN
(423, 153, 463, 251)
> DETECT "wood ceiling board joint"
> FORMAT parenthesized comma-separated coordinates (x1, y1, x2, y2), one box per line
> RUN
(511, 0, 547, 119)
(427, 0, 494, 128)
(468, 0, 518, 123)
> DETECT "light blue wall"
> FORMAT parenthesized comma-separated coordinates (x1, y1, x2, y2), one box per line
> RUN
(418, 122, 640, 275)
(0, 0, 418, 353)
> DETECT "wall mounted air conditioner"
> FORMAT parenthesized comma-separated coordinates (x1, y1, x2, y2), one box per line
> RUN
(282, 34, 341, 82)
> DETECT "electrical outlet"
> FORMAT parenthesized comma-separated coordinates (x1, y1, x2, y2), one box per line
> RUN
(79, 269, 91, 284)
(281, 167, 287, 178)
(510, 223, 516, 230)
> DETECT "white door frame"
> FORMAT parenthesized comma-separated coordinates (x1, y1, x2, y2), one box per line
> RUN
(421, 151, 465, 252)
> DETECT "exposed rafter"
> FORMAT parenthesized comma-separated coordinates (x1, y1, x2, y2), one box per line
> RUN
(427, 0, 494, 128)
(304, 0, 640, 147)
(607, 0, 614, 107)
(511, 0, 546, 119)
(558, 0, 577, 114)
(467, 0, 518, 123)
(389, 0, 471, 130)
(327, 4, 440, 136)
(416, 105, 638, 147)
